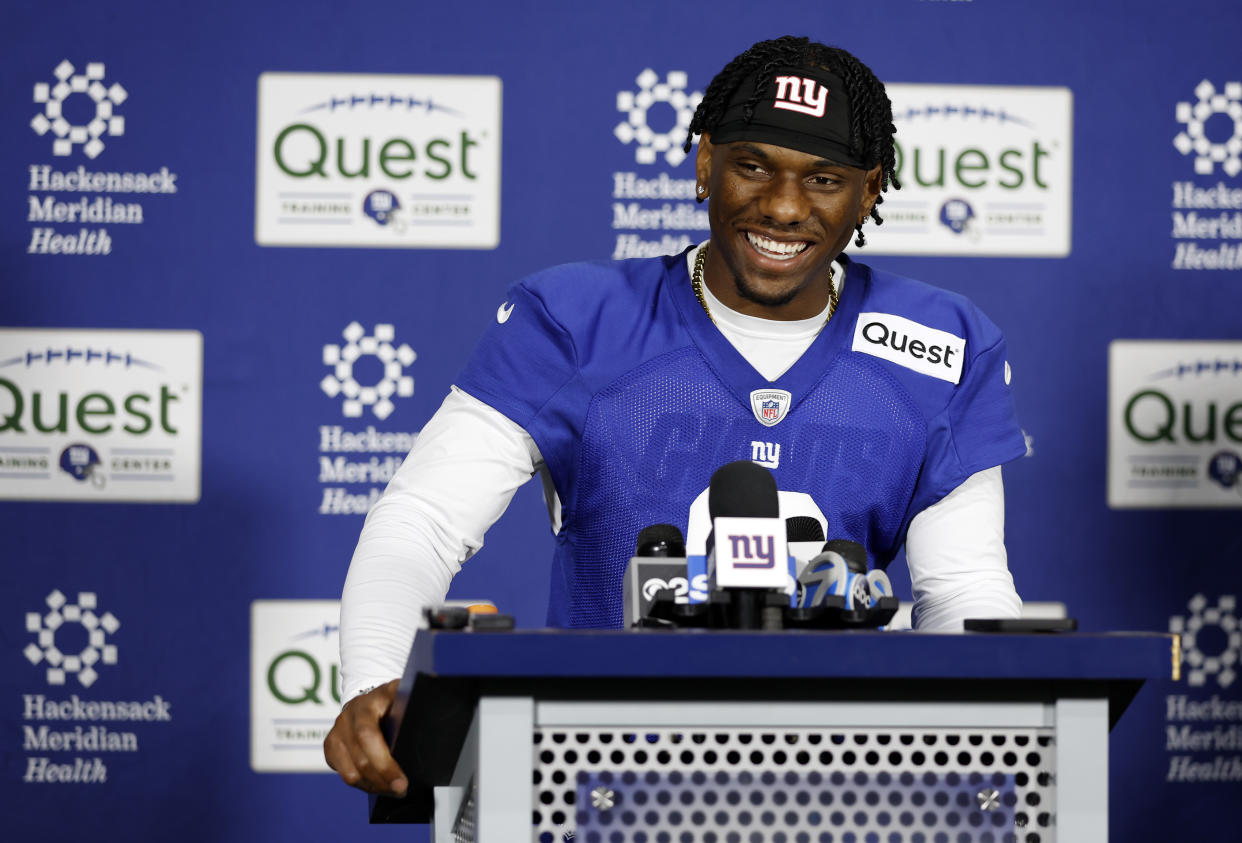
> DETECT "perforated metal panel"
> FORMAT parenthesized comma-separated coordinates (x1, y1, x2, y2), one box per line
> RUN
(532, 728, 1056, 842)
(451, 778, 477, 843)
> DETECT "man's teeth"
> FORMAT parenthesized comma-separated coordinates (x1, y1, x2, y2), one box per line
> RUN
(746, 232, 808, 259)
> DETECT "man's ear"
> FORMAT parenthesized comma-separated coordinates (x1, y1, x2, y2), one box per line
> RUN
(695, 132, 714, 201)
(859, 163, 883, 222)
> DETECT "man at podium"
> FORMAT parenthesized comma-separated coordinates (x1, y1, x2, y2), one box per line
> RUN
(325, 35, 1027, 798)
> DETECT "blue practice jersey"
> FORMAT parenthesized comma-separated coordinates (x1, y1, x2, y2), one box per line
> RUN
(456, 250, 1026, 628)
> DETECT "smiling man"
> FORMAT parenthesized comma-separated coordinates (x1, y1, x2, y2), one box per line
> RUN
(326, 36, 1027, 798)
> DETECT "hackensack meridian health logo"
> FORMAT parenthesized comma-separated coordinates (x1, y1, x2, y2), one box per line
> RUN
(30, 61, 127, 159)
(1165, 592, 1242, 784)
(1174, 80, 1242, 177)
(318, 322, 419, 516)
(1171, 593, 1239, 689)
(20, 587, 175, 785)
(26, 59, 181, 257)
(320, 321, 415, 421)
(1170, 79, 1242, 270)
(615, 69, 701, 167)
(24, 590, 118, 688)
(611, 69, 707, 260)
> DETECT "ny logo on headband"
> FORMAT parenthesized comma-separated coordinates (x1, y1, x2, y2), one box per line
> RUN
(772, 75, 829, 118)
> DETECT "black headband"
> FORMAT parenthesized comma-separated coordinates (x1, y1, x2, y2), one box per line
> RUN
(710, 65, 871, 169)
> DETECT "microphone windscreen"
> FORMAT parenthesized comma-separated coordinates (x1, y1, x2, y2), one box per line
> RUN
(635, 524, 686, 557)
(708, 460, 779, 519)
(824, 539, 868, 573)
(786, 516, 824, 543)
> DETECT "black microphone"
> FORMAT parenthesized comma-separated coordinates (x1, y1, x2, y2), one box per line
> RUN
(825, 540, 884, 610)
(820, 540, 894, 606)
(708, 460, 780, 519)
(787, 516, 825, 542)
(825, 539, 867, 574)
(635, 524, 685, 557)
(787, 516, 826, 574)
(705, 461, 786, 629)
(623, 524, 690, 626)
(706, 460, 778, 561)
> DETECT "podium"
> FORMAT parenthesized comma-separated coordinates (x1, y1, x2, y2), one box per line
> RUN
(370, 628, 1176, 842)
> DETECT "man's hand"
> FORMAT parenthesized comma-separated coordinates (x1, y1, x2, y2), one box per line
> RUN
(324, 679, 408, 796)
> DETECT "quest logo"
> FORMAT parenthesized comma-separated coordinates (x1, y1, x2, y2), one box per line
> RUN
(1108, 340, 1242, 508)
(851, 313, 965, 384)
(255, 72, 501, 249)
(868, 84, 1072, 257)
(0, 328, 202, 502)
(250, 600, 341, 773)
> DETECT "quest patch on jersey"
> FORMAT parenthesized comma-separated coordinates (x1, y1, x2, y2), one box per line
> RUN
(851, 313, 965, 384)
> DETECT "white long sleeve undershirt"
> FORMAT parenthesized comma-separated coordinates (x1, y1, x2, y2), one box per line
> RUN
(338, 387, 544, 699)
(339, 255, 1020, 700)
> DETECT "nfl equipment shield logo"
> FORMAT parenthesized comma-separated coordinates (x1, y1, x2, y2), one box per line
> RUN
(749, 389, 792, 427)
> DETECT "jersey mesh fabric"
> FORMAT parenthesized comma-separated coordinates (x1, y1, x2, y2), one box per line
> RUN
(454, 253, 1025, 629)
(561, 345, 925, 628)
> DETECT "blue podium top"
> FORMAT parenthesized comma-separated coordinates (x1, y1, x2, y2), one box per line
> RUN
(410, 627, 1177, 682)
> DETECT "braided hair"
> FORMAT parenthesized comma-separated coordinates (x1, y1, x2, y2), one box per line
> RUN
(685, 36, 900, 247)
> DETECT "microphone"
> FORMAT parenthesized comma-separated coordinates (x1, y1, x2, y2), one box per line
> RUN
(795, 545, 848, 609)
(636, 523, 685, 557)
(706, 461, 787, 628)
(797, 539, 873, 611)
(830, 540, 873, 611)
(622, 524, 692, 627)
(866, 569, 894, 603)
(706, 461, 783, 582)
(786, 516, 826, 576)
(826, 539, 868, 573)
(708, 460, 779, 517)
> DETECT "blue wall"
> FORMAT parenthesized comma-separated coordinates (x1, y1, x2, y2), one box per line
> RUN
(3, 1, 1240, 839)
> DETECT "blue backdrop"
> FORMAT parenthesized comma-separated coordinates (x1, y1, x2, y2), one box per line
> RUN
(3, 0, 1240, 839)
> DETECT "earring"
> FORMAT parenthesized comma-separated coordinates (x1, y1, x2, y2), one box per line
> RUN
(696, 184, 707, 204)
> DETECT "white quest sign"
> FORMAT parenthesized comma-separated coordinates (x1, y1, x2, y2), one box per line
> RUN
(0, 328, 202, 502)
(255, 72, 501, 249)
(250, 600, 342, 773)
(1109, 340, 1242, 508)
(869, 83, 1073, 257)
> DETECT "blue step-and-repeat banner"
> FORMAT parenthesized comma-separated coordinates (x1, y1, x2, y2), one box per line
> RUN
(3, 0, 1241, 839)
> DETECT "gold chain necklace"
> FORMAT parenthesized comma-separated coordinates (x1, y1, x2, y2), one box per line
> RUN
(691, 242, 838, 327)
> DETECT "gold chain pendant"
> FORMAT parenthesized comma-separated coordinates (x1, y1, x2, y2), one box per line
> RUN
(690, 242, 838, 327)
